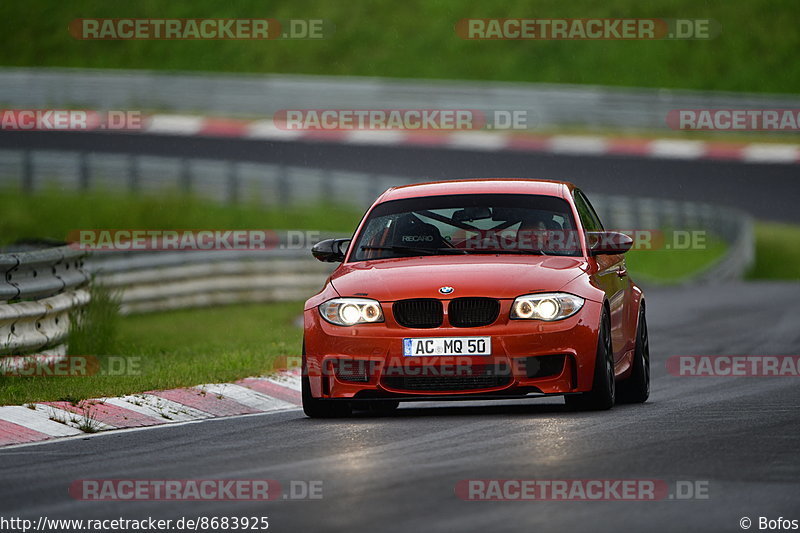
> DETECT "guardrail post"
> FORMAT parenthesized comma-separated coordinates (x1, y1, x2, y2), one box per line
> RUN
(78, 152, 90, 191)
(638, 198, 658, 232)
(321, 169, 334, 204)
(660, 200, 677, 230)
(180, 158, 192, 194)
(21, 150, 33, 193)
(127, 154, 139, 193)
(277, 165, 290, 205)
(681, 201, 698, 230)
(227, 161, 239, 204)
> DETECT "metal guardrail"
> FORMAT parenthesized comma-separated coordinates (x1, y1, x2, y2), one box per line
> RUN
(2, 67, 800, 132)
(90, 255, 333, 315)
(0, 149, 409, 209)
(0, 195, 754, 355)
(0, 289, 90, 356)
(590, 195, 754, 284)
(0, 246, 90, 356)
(82, 195, 753, 319)
(0, 145, 762, 266)
(85, 243, 339, 315)
(0, 246, 88, 301)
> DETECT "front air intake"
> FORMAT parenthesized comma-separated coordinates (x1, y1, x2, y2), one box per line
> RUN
(448, 297, 500, 327)
(393, 299, 443, 328)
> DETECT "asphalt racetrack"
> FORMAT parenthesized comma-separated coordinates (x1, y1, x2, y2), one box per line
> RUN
(2, 281, 799, 533)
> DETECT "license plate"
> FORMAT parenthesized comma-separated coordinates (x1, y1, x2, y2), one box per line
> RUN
(403, 337, 491, 356)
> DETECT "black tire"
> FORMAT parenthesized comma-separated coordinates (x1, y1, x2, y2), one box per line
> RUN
(617, 304, 650, 404)
(301, 342, 351, 419)
(565, 310, 615, 411)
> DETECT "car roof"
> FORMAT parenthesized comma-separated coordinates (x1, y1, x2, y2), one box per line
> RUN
(376, 178, 576, 203)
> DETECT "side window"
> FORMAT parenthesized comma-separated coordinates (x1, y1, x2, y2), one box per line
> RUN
(573, 190, 604, 231)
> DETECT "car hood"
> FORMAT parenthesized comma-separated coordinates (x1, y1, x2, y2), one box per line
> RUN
(330, 255, 587, 301)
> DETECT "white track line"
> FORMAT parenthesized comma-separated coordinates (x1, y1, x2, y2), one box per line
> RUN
(246, 120, 305, 140)
(648, 139, 706, 159)
(549, 135, 609, 154)
(742, 143, 800, 163)
(446, 131, 510, 151)
(146, 114, 206, 135)
(344, 130, 409, 145)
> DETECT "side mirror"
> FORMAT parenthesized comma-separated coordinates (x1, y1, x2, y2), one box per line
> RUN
(587, 231, 634, 255)
(311, 238, 350, 262)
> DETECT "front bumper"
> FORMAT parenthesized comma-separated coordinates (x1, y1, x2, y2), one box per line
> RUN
(303, 298, 603, 400)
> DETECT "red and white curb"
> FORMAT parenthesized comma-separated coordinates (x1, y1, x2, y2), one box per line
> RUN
(0, 369, 301, 447)
(139, 114, 800, 165)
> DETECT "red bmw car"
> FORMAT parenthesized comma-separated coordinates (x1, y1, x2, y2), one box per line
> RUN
(302, 179, 649, 417)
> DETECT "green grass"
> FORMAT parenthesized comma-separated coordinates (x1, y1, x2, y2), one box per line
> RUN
(0, 301, 303, 405)
(0, 186, 361, 246)
(624, 232, 729, 283)
(1, 0, 799, 93)
(748, 222, 800, 280)
(68, 283, 122, 356)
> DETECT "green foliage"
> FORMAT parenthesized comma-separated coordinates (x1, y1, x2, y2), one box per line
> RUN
(0, 0, 798, 92)
(748, 222, 800, 280)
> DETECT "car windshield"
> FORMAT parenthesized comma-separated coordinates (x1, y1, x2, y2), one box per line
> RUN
(350, 193, 582, 261)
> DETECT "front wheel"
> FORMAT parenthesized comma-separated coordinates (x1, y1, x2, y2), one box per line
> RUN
(301, 343, 351, 418)
(301, 374, 352, 418)
(565, 310, 615, 411)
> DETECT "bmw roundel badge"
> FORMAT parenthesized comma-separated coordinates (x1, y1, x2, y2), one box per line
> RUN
(439, 286, 455, 295)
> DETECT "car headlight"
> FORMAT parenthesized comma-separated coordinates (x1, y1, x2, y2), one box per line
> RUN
(319, 298, 384, 326)
(510, 293, 584, 321)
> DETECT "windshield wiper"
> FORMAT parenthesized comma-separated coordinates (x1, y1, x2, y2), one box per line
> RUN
(360, 245, 466, 256)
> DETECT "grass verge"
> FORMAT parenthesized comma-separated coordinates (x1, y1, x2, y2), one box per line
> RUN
(0, 186, 361, 246)
(748, 222, 800, 280)
(67, 282, 121, 356)
(625, 233, 729, 284)
(0, 301, 303, 405)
